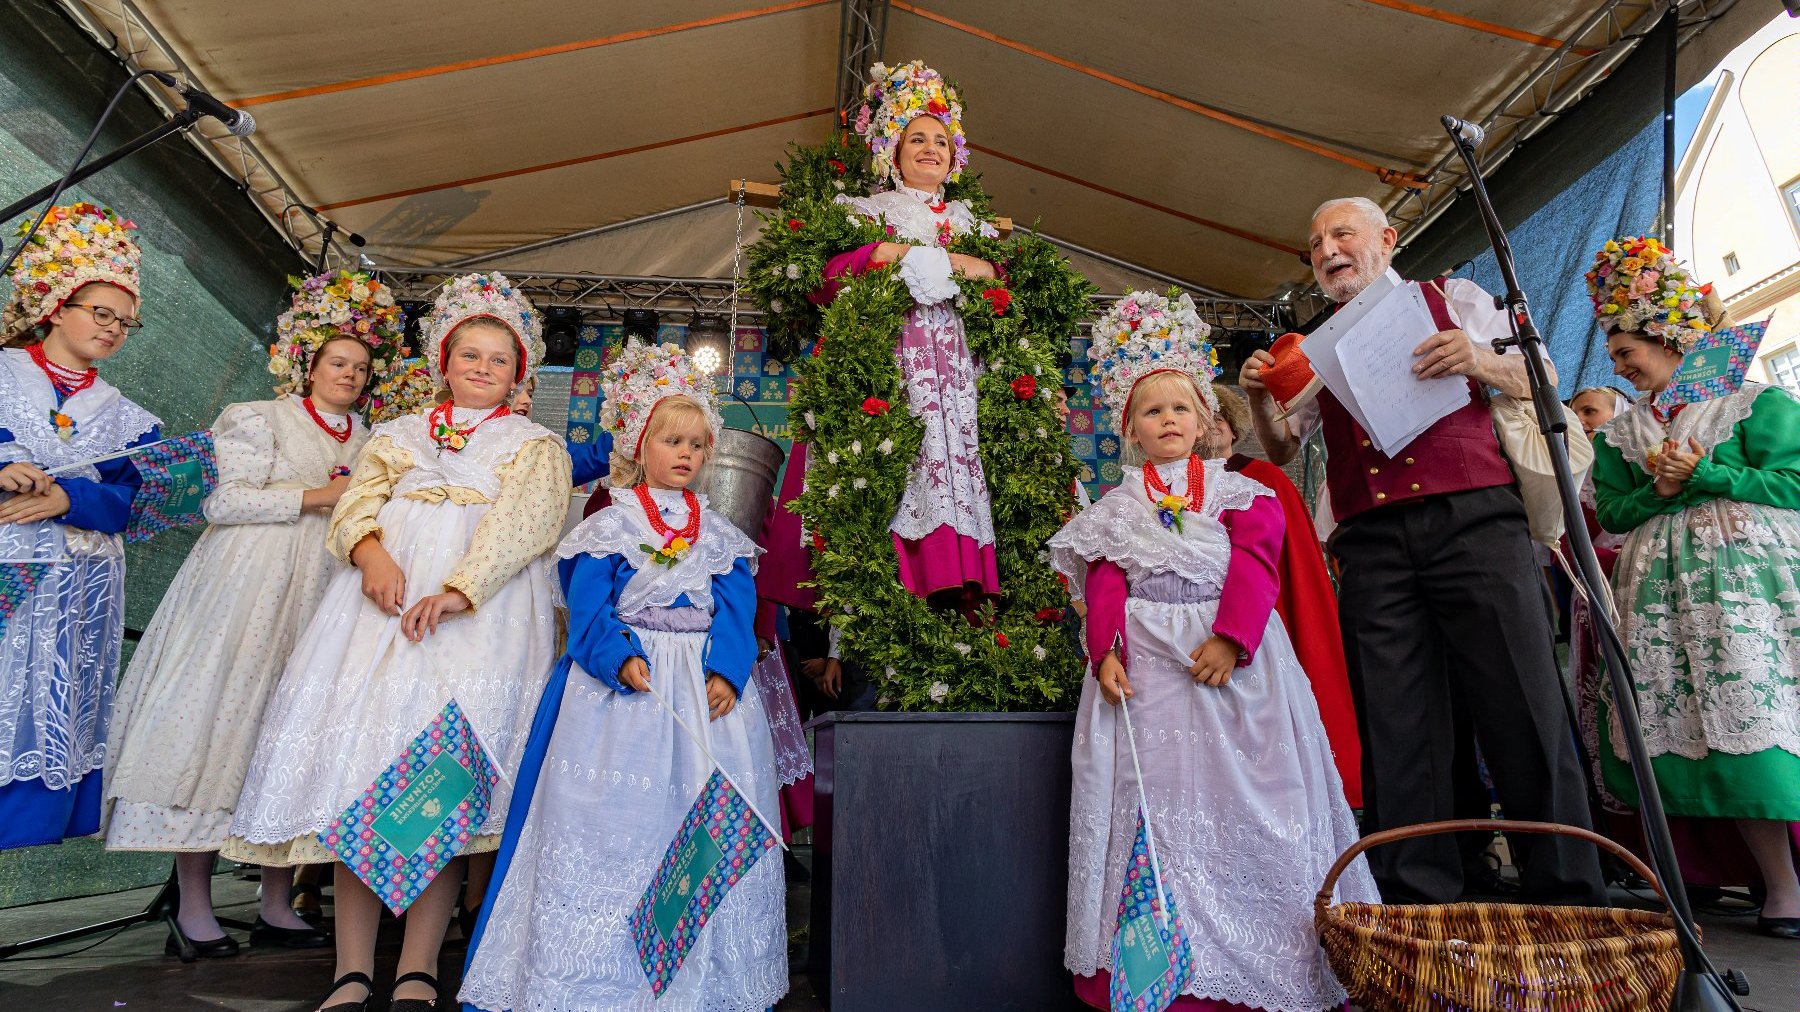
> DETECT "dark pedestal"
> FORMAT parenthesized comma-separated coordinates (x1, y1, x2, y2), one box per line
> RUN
(807, 711, 1085, 1012)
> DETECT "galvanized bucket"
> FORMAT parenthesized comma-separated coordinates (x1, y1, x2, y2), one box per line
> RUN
(700, 427, 784, 540)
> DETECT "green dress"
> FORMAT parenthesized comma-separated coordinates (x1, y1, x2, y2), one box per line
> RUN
(1590, 383, 1800, 820)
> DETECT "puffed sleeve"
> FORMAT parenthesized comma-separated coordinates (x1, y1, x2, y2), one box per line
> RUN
(560, 551, 648, 692)
(326, 434, 410, 562)
(58, 426, 159, 533)
(201, 404, 302, 526)
(1213, 494, 1284, 665)
(701, 557, 758, 694)
(443, 435, 573, 609)
(1687, 386, 1800, 510)
(1084, 559, 1128, 672)
(1591, 431, 1684, 534)
(568, 429, 615, 488)
(810, 243, 881, 306)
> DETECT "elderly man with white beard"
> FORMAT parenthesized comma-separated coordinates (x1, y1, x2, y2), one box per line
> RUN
(1238, 197, 1606, 906)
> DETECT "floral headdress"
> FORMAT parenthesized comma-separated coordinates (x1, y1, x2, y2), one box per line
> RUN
(365, 357, 438, 423)
(852, 59, 968, 189)
(598, 339, 723, 460)
(1086, 289, 1218, 435)
(269, 270, 404, 398)
(4, 202, 141, 344)
(1585, 236, 1720, 352)
(418, 271, 545, 388)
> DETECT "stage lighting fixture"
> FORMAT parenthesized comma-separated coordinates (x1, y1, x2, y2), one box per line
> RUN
(398, 300, 429, 358)
(685, 314, 731, 376)
(622, 308, 661, 343)
(543, 306, 581, 367)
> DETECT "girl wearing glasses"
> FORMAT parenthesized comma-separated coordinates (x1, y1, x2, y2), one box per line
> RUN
(0, 203, 161, 851)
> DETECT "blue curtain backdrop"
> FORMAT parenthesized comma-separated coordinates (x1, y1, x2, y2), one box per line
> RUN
(1451, 120, 1662, 397)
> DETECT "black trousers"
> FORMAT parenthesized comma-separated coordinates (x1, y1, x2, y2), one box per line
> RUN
(1334, 486, 1606, 905)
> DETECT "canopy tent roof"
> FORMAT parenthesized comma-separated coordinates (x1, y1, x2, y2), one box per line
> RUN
(56, 0, 1766, 304)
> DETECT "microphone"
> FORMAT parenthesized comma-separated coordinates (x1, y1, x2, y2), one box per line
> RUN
(145, 70, 256, 136)
(1441, 114, 1484, 148)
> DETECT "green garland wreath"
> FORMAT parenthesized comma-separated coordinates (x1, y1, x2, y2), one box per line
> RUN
(746, 134, 1096, 711)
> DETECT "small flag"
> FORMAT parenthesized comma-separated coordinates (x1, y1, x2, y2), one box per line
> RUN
(124, 430, 217, 542)
(630, 768, 779, 997)
(317, 699, 497, 915)
(1655, 320, 1769, 411)
(0, 561, 53, 639)
(1109, 808, 1193, 1012)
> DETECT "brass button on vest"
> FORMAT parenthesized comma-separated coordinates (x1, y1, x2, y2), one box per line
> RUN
(1410, 483, 1421, 492)
(1369, 467, 1380, 475)
(1404, 457, 1415, 465)
(1375, 492, 1388, 500)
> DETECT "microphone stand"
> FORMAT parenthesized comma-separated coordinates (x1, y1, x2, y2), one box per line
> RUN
(0, 108, 200, 227)
(1439, 115, 1744, 1012)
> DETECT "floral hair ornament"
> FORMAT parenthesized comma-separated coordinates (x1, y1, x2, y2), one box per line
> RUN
(853, 59, 968, 189)
(1585, 236, 1724, 352)
(418, 271, 545, 389)
(270, 270, 405, 399)
(4, 202, 141, 344)
(1086, 288, 1219, 436)
(366, 357, 439, 423)
(598, 338, 724, 461)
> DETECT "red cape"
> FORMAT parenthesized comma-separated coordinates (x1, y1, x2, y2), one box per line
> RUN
(1228, 455, 1362, 807)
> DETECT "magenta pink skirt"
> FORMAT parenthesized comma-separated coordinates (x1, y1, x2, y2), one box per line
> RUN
(893, 524, 999, 599)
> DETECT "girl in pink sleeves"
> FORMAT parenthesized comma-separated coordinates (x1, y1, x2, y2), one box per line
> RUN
(1050, 291, 1376, 1012)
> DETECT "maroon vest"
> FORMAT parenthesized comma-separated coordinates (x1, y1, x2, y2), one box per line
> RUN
(1318, 280, 1513, 523)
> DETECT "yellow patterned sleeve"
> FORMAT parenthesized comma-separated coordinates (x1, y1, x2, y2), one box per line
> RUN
(443, 435, 574, 609)
(326, 434, 413, 562)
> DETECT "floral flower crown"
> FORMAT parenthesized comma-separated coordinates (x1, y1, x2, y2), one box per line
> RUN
(853, 59, 968, 189)
(419, 271, 545, 389)
(1087, 289, 1218, 435)
(598, 339, 723, 461)
(4, 202, 141, 343)
(1585, 236, 1719, 352)
(269, 269, 404, 399)
(365, 357, 439, 423)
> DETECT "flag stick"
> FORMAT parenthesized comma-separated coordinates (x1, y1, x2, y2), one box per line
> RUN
(645, 680, 789, 852)
(1119, 697, 1173, 933)
(45, 436, 175, 474)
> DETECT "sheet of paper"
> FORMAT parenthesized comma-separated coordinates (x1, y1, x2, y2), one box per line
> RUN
(1337, 284, 1469, 455)
(1299, 272, 1397, 439)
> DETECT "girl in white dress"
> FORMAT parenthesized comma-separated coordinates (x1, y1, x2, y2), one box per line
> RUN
(1050, 292, 1376, 1012)
(460, 341, 785, 1012)
(103, 270, 404, 958)
(224, 272, 571, 1012)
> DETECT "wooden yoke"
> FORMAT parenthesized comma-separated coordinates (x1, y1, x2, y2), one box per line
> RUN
(727, 180, 1013, 237)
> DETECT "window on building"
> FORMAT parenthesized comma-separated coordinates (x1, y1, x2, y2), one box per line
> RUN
(1787, 177, 1800, 235)
(1723, 251, 1741, 276)
(1767, 344, 1800, 394)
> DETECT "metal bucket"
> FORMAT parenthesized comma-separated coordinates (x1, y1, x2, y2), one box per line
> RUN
(700, 427, 785, 540)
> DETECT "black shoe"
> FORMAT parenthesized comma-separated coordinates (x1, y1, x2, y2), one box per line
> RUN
(317, 971, 374, 1012)
(1756, 915, 1800, 939)
(390, 970, 442, 1011)
(250, 915, 330, 949)
(165, 922, 239, 962)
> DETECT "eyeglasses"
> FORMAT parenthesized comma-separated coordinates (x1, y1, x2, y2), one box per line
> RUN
(65, 304, 144, 331)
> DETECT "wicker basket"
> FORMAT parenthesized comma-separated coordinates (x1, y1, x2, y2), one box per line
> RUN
(1315, 819, 1685, 1011)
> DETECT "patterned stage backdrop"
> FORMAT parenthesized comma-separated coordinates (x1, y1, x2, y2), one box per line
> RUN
(565, 323, 1121, 500)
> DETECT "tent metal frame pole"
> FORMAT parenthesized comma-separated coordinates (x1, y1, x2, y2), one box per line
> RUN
(835, 0, 891, 122)
(51, 0, 344, 269)
(441, 197, 729, 269)
(1388, 0, 1737, 251)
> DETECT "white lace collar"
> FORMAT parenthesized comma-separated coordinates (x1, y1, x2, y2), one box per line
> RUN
(892, 183, 947, 205)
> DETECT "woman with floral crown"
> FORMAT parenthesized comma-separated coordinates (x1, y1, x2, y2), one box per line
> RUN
(100, 270, 403, 958)
(223, 272, 572, 1010)
(0, 203, 160, 851)
(461, 340, 784, 1012)
(810, 59, 1003, 603)
(1050, 292, 1376, 1010)
(1586, 237, 1800, 939)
